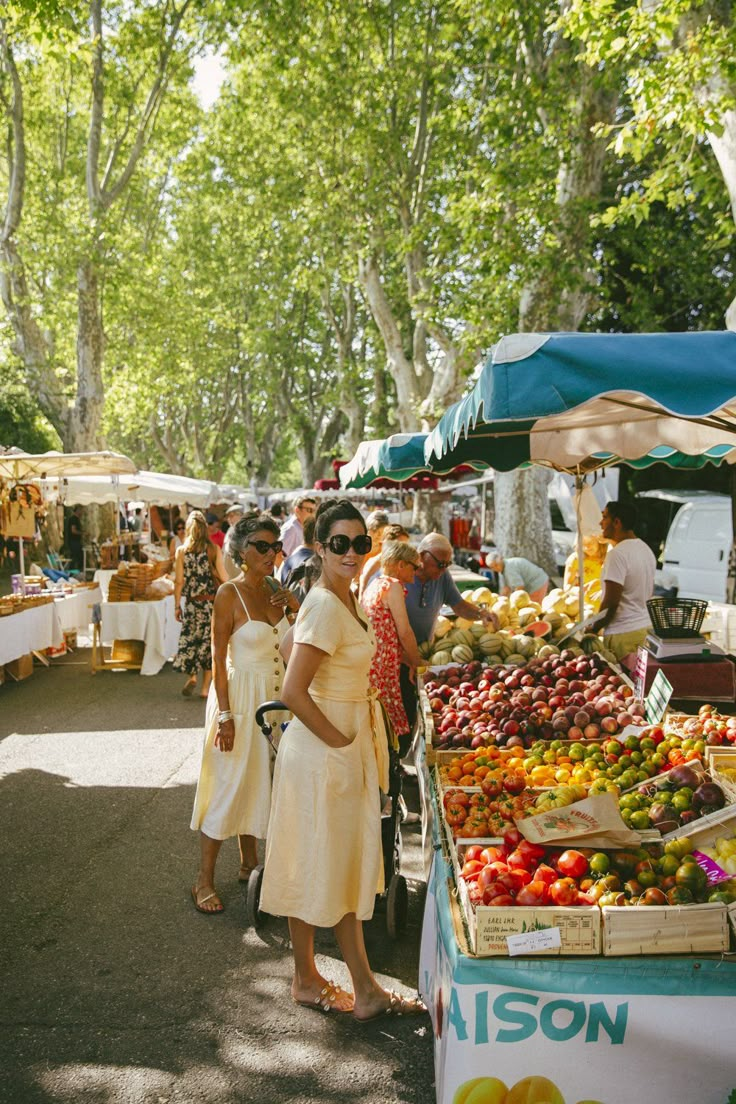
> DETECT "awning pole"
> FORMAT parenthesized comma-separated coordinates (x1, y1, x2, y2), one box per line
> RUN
(575, 472, 585, 623)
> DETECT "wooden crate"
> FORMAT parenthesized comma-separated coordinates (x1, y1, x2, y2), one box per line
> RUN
(601, 902, 729, 956)
(704, 747, 736, 805)
(457, 874, 601, 956)
(110, 639, 145, 665)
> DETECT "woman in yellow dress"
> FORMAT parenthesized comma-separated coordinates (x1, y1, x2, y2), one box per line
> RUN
(260, 499, 426, 1021)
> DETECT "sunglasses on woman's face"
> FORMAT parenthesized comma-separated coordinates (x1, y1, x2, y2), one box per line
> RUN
(325, 534, 372, 556)
(247, 539, 283, 555)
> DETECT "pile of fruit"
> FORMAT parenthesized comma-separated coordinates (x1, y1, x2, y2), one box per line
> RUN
(442, 784, 537, 839)
(667, 703, 736, 746)
(427, 651, 645, 751)
(458, 828, 736, 909)
(620, 761, 727, 834)
(418, 584, 616, 668)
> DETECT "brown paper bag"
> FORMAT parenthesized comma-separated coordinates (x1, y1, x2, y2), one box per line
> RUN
(515, 791, 641, 849)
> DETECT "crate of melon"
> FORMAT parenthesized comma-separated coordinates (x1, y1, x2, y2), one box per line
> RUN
(453, 830, 602, 956)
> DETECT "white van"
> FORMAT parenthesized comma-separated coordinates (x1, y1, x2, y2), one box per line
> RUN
(638, 490, 732, 602)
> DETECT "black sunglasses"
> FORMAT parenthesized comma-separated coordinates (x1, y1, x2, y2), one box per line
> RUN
(424, 550, 451, 570)
(325, 534, 372, 556)
(175, 524, 185, 531)
(247, 539, 283, 555)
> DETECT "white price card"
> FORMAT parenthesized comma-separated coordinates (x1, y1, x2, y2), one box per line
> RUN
(506, 927, 562, 956)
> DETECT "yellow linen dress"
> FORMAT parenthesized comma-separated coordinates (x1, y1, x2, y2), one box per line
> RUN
(260, 586, 386, 927)
(190, 583, 287, 840)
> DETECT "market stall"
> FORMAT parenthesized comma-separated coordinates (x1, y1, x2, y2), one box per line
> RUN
(0, 599, 63, 673)
(53, 585, 102, 635)
(393, 331, 736, 1102)
(92, 594, 180, 676)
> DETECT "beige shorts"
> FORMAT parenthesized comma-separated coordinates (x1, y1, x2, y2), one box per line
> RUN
(604, 627, 649, 661)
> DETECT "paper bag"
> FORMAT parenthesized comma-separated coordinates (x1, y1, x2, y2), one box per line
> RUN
(6, 501, 36, 540)
(515, 791, 641, 849)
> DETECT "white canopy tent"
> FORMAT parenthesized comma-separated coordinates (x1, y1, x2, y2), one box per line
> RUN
(41, 470, 222, 509)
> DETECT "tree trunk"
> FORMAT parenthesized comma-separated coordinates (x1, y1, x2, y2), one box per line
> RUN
(66, 257, 106, 451)
(411, 489, 447, 535)
(494, 468, 557, 578)
(707, 107, 736, 329)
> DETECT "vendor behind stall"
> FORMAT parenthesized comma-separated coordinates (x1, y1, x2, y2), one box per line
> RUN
(591, 500, 656, 661)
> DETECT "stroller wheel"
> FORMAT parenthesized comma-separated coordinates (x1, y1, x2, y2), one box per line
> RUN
(386, 873, 409, 939)
(244, 865, 265, 928)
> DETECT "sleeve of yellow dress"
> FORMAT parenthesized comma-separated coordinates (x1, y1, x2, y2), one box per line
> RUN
(293, 589, 342, 655)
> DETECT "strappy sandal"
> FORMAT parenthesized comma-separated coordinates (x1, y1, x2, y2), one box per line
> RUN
(354, 990, 427, 1022)
(293, 980, 354, 1014)
(181, 678, 197, 697)
(238, 865, 256, 883)
(190, 885, 224, 915)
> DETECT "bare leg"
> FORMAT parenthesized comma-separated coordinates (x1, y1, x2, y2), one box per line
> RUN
(200, 669, 212, 698)
(193, 832, 224, 912)
(289, 916, 354, 1011)
(334, 913, 425, 1020)
(238, 833, 259, 879)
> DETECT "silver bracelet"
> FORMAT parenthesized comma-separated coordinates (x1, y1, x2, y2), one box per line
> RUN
(218, 710, 233, 723)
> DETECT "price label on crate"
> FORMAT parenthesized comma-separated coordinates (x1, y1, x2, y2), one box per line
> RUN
(645, 669, 673, 724)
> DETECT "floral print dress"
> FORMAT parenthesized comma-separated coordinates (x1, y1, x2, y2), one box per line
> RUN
(362, 575, 410, 738)
(173, 549, 215, 674)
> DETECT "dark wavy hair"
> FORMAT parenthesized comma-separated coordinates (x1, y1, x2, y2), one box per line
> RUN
(314, 498, 367, 544)
(225, 512, 280, 563)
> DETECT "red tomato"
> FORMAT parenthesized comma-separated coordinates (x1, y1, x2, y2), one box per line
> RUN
(506, 848, 534, 872)
(460, 860, 485, 882)
(485, 893, 515, 907)
(497, 869, 531, 895)
(464, 844, 485, 863)
(515, 880, 549, 906)
(503, 773, 527, 795)
(482, 882, 508, 905)
(518, 839, 546, 863)
(534, 863, 558, 887)
(549, 878, 579, 906)
(556, 849, 589, 879)
(481, 775, 503, 798)
(503, 825, 522, 850)
(444, 804, 467, 827)
(479, 845, 507, 865)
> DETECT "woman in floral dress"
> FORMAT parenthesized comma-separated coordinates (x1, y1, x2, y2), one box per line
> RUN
(173, 511, 227, 698)
(361, 540, 424, 756)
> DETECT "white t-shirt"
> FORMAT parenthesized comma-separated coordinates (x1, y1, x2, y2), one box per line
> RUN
(601, 538, 656, 635)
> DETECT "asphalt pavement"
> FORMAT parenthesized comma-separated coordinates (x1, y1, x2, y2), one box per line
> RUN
(0, 646, 435, 1104)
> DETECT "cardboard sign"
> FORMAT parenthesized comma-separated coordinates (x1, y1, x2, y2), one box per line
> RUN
(645, 668, 673, 724)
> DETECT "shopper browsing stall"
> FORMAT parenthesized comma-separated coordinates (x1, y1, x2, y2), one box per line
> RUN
(279, 495, 317, 557)
(486, 549, 549, 603)
(592, 500, 656, 661)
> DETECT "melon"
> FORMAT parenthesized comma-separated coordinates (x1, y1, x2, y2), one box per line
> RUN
(430, 650, 452, 666)
(451, 644, 474, 663)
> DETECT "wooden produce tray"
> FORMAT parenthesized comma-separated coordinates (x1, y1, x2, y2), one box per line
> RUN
(456, 873, 601, 957)
(704, 747, 736, 805)
(601, 902, 730, 956)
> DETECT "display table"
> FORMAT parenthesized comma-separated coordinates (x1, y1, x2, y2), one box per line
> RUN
(92, 569, 118, 599)
(92, 595, 181, 675)
(419, 846, 736, 1104)
(54, 586, 101, 635)
(0, 603, 63, 668)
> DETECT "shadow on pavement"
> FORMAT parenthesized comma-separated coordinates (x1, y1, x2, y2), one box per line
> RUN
(0, 763, 434, 1104)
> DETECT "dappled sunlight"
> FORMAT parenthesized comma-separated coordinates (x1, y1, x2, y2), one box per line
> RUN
(36, 1061, 233, 1103)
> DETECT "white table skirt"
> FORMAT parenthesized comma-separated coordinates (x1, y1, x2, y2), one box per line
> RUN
(99, 595, 181, 676)
(54, 587, 102, 634)
(93, 569, 118, 599)
(0, 603, 64, 667)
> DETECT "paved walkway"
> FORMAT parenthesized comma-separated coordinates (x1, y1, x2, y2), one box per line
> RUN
(0, 649, 434, 1104)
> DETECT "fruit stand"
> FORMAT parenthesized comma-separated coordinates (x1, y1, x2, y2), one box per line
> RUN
(413, 617, 736, 1104)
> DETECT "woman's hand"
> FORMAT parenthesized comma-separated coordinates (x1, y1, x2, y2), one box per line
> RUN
(268, 585, 300, 615)
(214, 718, 235, 752)
(174, 606, 182, 621)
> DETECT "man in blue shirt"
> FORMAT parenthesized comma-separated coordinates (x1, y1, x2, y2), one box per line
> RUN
(401, 533, 497, 737)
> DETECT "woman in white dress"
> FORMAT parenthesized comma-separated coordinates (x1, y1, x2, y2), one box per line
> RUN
(190, 514, 300, 914)
(260, 499, 426, 1021)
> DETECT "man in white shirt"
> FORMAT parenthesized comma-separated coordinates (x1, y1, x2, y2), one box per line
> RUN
(279, 495, 317, 557)
(593, 500, 656, 660)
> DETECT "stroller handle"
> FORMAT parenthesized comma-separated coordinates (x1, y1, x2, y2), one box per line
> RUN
(255, 700, 289, 734)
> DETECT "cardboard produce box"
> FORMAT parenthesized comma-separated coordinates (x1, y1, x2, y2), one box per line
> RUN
(4, 653, 33, 681)
(110, 639, 145, 666)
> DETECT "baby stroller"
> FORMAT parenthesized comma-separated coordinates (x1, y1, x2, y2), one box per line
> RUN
(246, 700, 409, 938)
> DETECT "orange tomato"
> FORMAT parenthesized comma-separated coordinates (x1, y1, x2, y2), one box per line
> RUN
(504, 1076, 565, 1104)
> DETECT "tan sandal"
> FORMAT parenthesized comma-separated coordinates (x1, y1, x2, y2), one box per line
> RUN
(238, 865, 257, 883)
(190, 885, 224, 915)
(354, 990, 427, 1022)
(293, 980, 354, 1014)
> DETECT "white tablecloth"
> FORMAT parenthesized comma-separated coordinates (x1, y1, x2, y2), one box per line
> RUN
(99, 595, 181, 676)
(54, 587, 102, 634)
(0, 603, 64, 667)
(93, 569, 118, 599)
